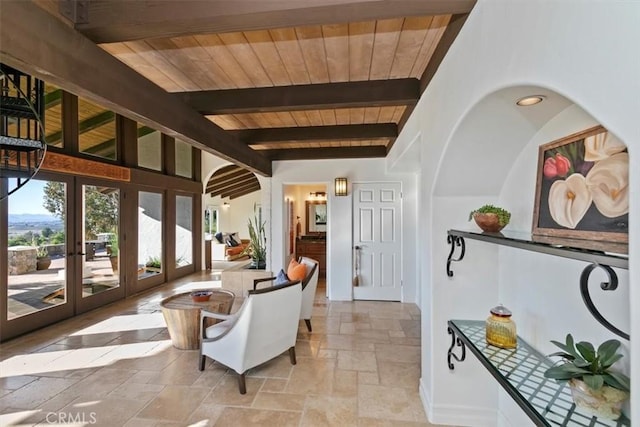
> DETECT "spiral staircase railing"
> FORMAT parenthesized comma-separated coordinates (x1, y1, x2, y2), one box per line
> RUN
(0, 63, 47, 201)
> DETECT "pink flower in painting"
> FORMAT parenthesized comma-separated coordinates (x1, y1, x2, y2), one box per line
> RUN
(543, 154, 571, 178)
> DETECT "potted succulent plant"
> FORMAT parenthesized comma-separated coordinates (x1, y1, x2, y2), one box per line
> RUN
(108, 233, 119, 273)
(544, 334, 630, 420)
(35, 245, 51, 270)
(468, 204, 511, 232)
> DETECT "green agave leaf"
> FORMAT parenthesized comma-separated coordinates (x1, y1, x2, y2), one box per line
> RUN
(576, 341, 595, 362)
(544, 365, 589, 380)
(547, 351, 575, 361)
(550, 335, 579, 359)
(583, 374, 604, 390)
(573, 358, 591, 369)
(550, 340, 569, 352)
(605, 371, 631, 392)
(598, 340, 622, 366)
(597, 339, 621, 362)
(601, 353, 623, 370)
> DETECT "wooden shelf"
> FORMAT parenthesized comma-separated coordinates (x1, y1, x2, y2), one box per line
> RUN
(447, 320, 631, 427)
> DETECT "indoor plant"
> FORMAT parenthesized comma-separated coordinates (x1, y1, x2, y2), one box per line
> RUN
(243, 204, 267, 269)
(544, 333, 630, 420)
(468, 204, 511, 232)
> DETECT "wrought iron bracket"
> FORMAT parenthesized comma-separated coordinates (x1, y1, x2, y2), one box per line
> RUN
(580, 263, 629, 340)
(447, 326, 466, 370)
(446, 235, 465, 277)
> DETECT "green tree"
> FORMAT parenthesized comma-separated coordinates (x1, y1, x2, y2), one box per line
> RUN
(42, 183, 118, 240)
(8, 236, 29, 246)
(84, 187, 118, 239)
(50, 231, 65, 244)
(43, 182, 65, 220)
(41, 227, 53, 238)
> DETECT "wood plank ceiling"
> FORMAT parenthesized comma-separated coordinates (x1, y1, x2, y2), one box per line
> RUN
(11, 1, 476, 178)
(100, 15, 451, 160)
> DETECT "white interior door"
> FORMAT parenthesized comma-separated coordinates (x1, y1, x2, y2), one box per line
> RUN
(352, 182, 402, 301)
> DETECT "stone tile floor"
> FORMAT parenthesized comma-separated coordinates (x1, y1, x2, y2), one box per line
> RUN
(0, 270, 443, 426)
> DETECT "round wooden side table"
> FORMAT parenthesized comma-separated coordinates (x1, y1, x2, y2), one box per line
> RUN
(160, 289, 235, 350)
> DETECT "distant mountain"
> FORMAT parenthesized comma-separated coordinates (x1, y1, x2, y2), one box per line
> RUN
(8, 213, 61, 224)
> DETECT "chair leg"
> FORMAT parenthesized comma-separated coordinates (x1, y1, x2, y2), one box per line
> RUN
(238, 373, 247, 394)
(304, 319, 312, 332)
(289, 346, 297, 365)
(199, 354, 206, 371)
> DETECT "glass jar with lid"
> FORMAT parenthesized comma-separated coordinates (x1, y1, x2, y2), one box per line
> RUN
(485, 304, 517, 349)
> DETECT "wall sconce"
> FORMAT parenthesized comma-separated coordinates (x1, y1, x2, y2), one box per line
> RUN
(223, 202, 230, 208)
(309, 191, 326, 198)
(335, 177, 348, 196)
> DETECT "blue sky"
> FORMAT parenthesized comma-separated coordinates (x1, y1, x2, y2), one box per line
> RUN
(8, 179, 52, 215)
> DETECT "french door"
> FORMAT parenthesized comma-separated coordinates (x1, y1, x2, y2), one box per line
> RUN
(1, 173, 125, 341)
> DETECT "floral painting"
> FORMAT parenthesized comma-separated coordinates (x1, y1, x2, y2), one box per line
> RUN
(532, 125, 628, 242)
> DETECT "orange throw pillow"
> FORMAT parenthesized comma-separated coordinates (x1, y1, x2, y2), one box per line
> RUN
(287, 259, 307, 282)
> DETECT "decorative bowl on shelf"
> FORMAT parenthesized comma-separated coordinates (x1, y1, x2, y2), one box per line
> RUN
(469, 204, 511, 233)
(473, 213, 506, 233)
(190, 290, 213, 302)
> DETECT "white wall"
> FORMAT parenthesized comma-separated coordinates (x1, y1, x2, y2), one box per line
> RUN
(270, 158, 419, 304)
(208, 192, 261, 240)
(387, 0, 639, 424)
(201, 153, 268, 267)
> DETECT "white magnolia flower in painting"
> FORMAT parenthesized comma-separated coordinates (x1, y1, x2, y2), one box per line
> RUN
(548, 173, 592, 229)
(585, 152, 629, 218)
(584, 132, 626, 162)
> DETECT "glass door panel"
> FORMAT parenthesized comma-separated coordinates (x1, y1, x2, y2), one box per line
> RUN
(81, 184, 119, 297)
(6, 178, 68, 319)
(139, 191, 163, 278)
(176, 195, 193, 267)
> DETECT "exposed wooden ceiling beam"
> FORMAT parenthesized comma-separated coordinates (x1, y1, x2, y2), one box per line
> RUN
(217, 180, 260, 197)
(206, 170, 254, 192)
(45, 89, 63, 109)
(86, 126, 157, 159)
(265, 146, 387, 160)
(0, 1, 271, 176)
(210, 176, 257, 196)
(73, 0, 476, 43)
(229, 186, 261, 200)
(185, 79, 419, 114)
(46, 110, 115, 145)
(222, 182, 261, 199)
(231, 123, 398, 144)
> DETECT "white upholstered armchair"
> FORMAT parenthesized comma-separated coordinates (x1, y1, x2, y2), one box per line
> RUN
(252, 256, 319, 332)
(298, 256, 319, 332)
(199, 281, 302, 394)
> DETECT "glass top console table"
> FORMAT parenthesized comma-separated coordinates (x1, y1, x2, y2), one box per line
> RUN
(447, 320, 631, 427)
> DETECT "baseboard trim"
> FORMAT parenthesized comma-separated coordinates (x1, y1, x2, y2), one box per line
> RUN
(420, 378, 497, 426)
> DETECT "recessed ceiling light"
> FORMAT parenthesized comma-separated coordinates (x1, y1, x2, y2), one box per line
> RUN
(516, 95, 546, 106)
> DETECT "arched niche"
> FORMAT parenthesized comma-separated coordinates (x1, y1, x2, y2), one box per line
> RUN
(433, 85, 574, 198)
